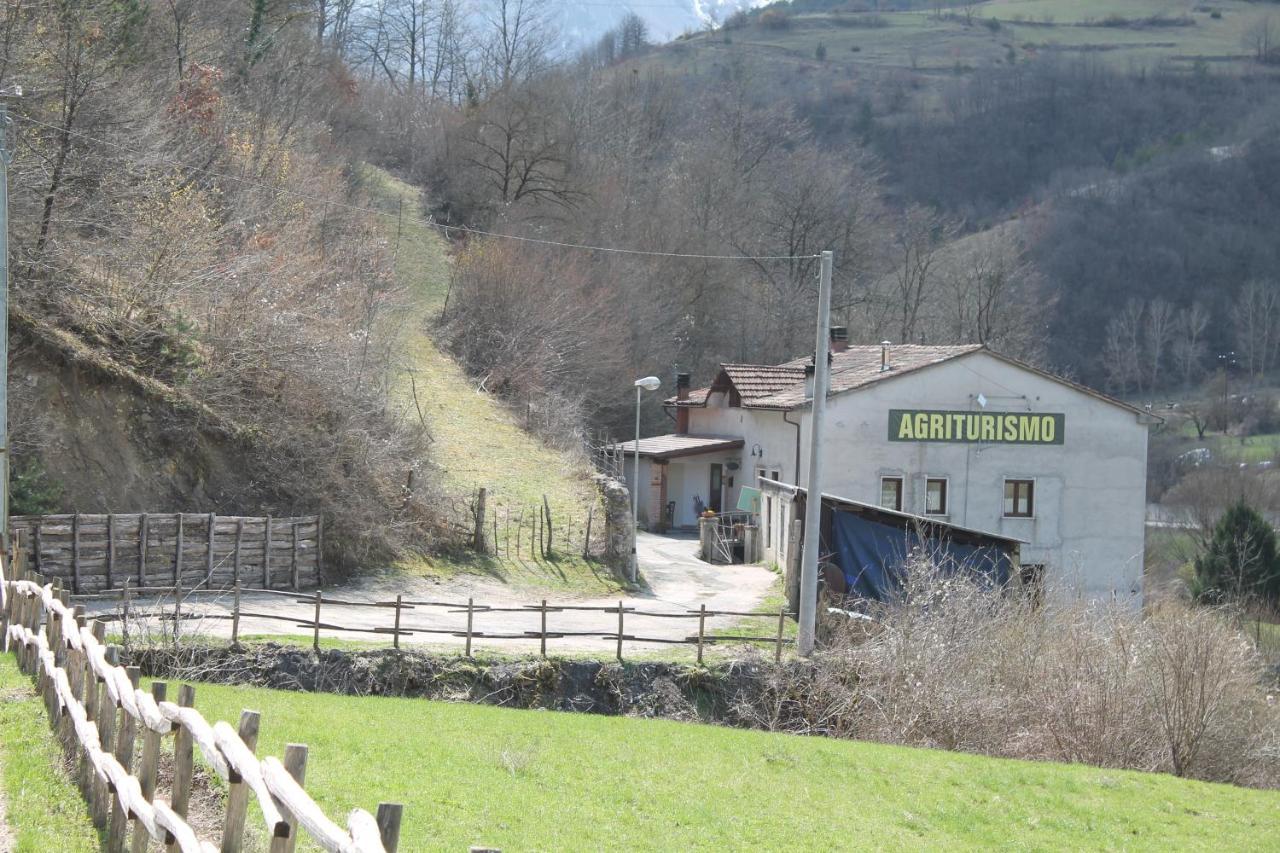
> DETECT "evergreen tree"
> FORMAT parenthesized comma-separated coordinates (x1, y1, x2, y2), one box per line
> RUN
(1193, 501, 1280, 606)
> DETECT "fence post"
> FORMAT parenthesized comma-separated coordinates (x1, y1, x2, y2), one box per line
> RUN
(130, 681, 166, 853)
(540, 600, 547, 658)
(107, 665, 142, 853)
(174, 573, 183, 643)
(583, 505, 594, 559)
(139, 513, 149, 587)
(393, 594, 402, 651)
(315, 515, 324, 587)
(492, 514, 498, 557)
(233, 519, 244, 587)
(542, 495, 553, 557)
(207, 512, 217, 585)
(106, 513, 116, 589)
(169, 684, 196, 849)
(697, 604, 706, 665)
(465, 597, 474, 657)
(473, 488, 487, 552)
(121, 578, 131, 654)
(312, 590, 322, 652)
(80, 618, 103, 798)
(94, 645, 119, 829)
(33, 521, 42, 572)
(220, 709, 261, 853)
(232, 582, 241, 647)
(263, 516, 273, 589)
(775, 605, 786, 663)
(376, 803, 404, 853)
(72, 512, 81, 594)
(271, 743, 308, 853)
(174, 513, 185, 587)
(616, 600, 624, 663)
(290, 521, 300, 591)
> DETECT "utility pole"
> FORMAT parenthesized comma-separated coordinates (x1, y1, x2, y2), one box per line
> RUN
(798, 251, 833, 657)
(0, 96, 15, 551)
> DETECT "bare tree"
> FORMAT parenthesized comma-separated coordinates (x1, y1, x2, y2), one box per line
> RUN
(1144, 298, 1176, 391)
(479, 0, 556, 91)
(1232, 279, 1280, 378)
(1173, 302, 1210, 388)
(1103, 300, 1143, 394)
(892, 205, 957, 345)
(1242, 14, 1278, 64)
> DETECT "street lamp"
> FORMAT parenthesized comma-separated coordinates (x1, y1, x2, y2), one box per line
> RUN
(631, 376, 661, 583)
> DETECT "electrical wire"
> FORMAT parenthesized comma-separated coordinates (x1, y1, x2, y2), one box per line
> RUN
(12, 112, 822, 262)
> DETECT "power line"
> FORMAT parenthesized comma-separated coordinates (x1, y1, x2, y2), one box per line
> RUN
(12, 113, 820, 262)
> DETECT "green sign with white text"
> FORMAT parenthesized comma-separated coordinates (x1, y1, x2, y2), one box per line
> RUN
(888, 409, 1065, 445)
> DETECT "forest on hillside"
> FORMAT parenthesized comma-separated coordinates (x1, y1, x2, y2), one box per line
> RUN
(4, 0, 1280, 553)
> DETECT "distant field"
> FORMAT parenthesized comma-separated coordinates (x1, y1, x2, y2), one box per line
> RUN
(170, 679, 1280, 851)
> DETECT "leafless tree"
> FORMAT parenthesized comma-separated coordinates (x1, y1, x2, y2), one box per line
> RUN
(1242, 14, 1278, 64)
(892, 205, 957, 344)
(1232, 279, 1280, 378)
(1173, 302, 1210, 388)
(1144, 298, 1176, 391)
(479, 0, 556, 91)
(1103, 299, 1143, 394)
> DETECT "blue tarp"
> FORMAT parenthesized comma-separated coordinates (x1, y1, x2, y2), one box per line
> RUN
(829, 510, 1012, 601)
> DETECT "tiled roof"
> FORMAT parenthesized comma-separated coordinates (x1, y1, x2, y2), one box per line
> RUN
(718, 363, 807, 404)
(757, 344, 983, 409)
(608, 434, 744, 460)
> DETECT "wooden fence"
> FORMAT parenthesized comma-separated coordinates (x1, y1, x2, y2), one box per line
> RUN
(9, 513, 322, 595)
(96, 585, 796, 664)
(1, 561, 402, 853)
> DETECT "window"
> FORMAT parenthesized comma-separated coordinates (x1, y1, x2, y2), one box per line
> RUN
(925, 478, 948, 515)
(880, 477, 903, 512)
(1004, 479, 1034, 518)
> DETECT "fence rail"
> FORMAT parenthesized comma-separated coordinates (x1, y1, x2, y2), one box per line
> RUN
(1, 560, 401, 853)
(9, 513, 322, 595)
(108, 585, 796, 664)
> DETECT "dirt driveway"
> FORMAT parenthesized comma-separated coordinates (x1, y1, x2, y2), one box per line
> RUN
(82, 532, 778, 656)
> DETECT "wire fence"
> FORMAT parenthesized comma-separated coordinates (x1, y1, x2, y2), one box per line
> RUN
(85, 584, 795, 665)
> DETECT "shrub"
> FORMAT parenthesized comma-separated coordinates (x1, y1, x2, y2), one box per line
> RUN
(1194, 501, 1280, 607)
(759, 9, 790, 30)
(815, 41, 827, 61)
(10, 457, 63, 516)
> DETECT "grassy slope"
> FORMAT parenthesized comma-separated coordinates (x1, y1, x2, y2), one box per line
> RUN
(358, 166, 617, 594)
(0, 657, 100, 852)
(179, 679, 1280, 851)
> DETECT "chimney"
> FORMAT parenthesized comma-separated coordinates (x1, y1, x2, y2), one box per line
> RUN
(829, 326, 849, 354)
(880, 340, 892, 372)
(675, 372, 691, 434)
(804, 360, 816, 399)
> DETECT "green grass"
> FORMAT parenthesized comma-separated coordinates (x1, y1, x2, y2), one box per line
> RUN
(357, 165, 615, 593)
(167, 679, 1280, 851)
(0, 656, 100, 852)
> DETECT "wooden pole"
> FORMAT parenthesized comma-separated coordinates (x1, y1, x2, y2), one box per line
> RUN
(376, 803, 404, 853)
(139, 513, 149, 587)
(221, 710, 260, 853)
(393, 594, 402, 651)
(290, 521, 300, 590)
(33, 521, 41, 572)
(315, 515, 324, 587)
(233, 519, 244, 587)
(174, 513, 184, 586)
(130, 682, 166, 853)
(540, 599, 547, 658)
(697, 604, 706, 665)
(207, 512, 217, 585)
(775, 605, 787, 663)
(473, 488, 487, 552)
(492, 514, 498, 557)
(272, 744, 308, 853)
(71, 512, 81, 594)
(616, 600, 624, 663)
(465, 597, 473, 657)
(106, 513, 115, 589)
(312, 590, 322, 652)
(543, 494, 553, 557)
(263, 516, 273, 589)
(583, 505, 593, 559)
(232, 582, 242, 647)
(173, 571, 183, 643)
(121, 578, 131, 653)
(168, 684, 197, 849)
(93, 645, 119, 829)
(107, 665, 142, 853)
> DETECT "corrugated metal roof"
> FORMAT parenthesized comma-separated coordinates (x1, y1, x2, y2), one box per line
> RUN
(608, 434, 744, 460)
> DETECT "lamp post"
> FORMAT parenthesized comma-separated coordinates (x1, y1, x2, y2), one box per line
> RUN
(631, 376, 661, 583)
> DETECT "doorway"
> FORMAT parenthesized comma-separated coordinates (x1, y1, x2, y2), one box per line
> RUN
(709, 464, 723, 512)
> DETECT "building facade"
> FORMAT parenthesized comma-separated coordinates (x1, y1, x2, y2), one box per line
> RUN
(618, 337, 1155, 604)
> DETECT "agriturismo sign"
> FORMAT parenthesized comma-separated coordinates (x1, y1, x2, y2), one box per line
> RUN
(888, 409, 1065, 445)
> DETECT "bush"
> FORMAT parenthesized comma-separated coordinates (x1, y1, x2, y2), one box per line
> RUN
(10, 457, 62, 516)
(1194, 501, 1280, 607)
(815, 41, 827, 61)
(748, 557, 1280, 787)
(759, 9, 790, 30)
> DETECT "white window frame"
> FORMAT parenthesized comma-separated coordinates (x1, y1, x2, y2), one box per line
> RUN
(925, 477, 949, 516)
(1003, 477, 1036, 519)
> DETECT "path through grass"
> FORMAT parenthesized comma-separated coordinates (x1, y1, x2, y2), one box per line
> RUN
(358, 166, 615, 594)
(0, 656, 99, 852)
(182, 679, 1280, 851)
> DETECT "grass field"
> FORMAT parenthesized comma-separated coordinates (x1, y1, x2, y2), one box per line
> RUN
(165, 679, 1280, 851)
(358, 166, 616, 594)
(0, 657, 100, 852)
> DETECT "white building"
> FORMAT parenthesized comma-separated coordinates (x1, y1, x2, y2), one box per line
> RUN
(618, 334, 1156, 604)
